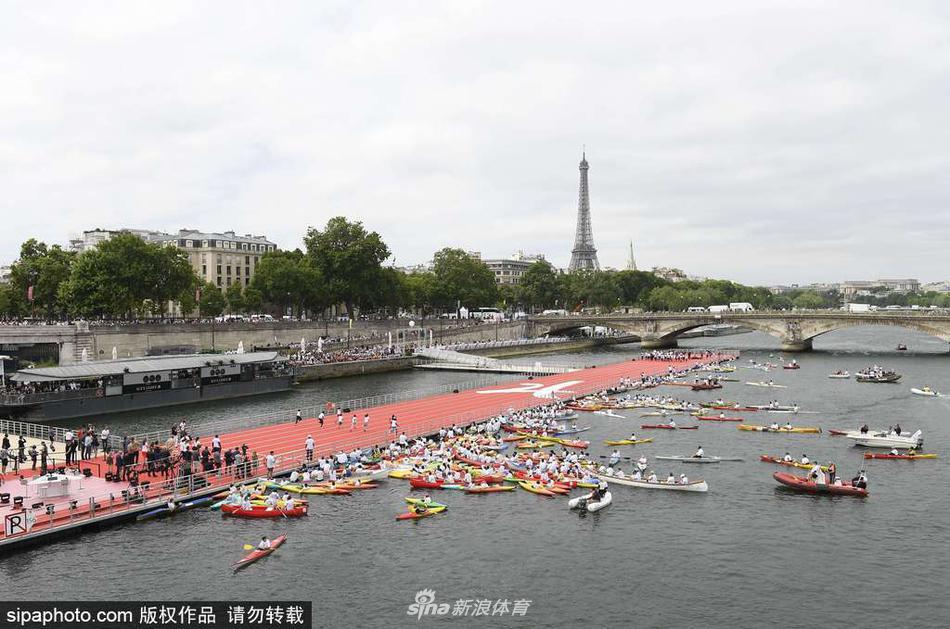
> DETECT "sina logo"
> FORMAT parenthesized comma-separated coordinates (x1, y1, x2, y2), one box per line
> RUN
(407, 589, 449, 620)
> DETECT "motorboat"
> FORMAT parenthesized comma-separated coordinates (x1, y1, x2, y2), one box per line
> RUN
(846, 429, 923, 449)
(910, 387, 941, 397)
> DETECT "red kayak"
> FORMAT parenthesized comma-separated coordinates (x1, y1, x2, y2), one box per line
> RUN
(863, 453, 937, 460)
(641, 424, 699, 430)
(232, 535, 286, 571)
(696, 416, 743, 422)
(221, 504, 308, 518)
(772, 472, 867, 497)
(409, 477, 444, 489)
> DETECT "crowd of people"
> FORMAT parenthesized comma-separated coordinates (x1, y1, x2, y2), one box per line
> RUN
(287, 344, 404, 367)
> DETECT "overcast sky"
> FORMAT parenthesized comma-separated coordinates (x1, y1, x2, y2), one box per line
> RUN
(2, 1, 949, 284)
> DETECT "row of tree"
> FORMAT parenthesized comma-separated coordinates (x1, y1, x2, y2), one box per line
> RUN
(5, 216, 943, 320)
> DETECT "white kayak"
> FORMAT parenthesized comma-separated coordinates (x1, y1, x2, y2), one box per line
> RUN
(568, 491, 613, 512)
(828, 372, 851, 379)
(655, 455, 743, 464)
(910, 388, 941, 397)
(594, 410, 626, 419)
(745, 382, 787, 388)
(590, 471, 708, 492)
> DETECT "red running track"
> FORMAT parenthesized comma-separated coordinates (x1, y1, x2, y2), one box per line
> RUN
(206, 354, 727, 460)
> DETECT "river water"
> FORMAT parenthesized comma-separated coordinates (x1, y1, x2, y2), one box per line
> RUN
(1, 327, 948, 628)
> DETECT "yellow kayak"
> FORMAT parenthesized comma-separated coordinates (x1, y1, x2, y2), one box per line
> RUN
(738, 424, 821, 434)
(515, 440, 554, 449)
(603, 438, 654, 446)
(388, 469, 413, 479)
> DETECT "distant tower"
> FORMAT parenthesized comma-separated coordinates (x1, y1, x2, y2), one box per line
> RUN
(627, 239, 638, 271)
(568, 152, 600, 272)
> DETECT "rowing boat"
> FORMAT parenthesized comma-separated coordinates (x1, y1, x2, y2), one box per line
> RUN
(221, 504, 308, 518)
(759, 455, 828, 471)
(655, 455, 743, 463)
(695, 416, 743, 422)
(772, 472, 867, 497)
(232, 535, 287, 572)
(594, 410, 627, 419)
(603, 438, 653, 446)
(738, 424, 821, 434)
(828, 372, 850, 379)
(640, 424, 699, 430)
(745, 382, 788, 388)
(590, 471, 708, 492)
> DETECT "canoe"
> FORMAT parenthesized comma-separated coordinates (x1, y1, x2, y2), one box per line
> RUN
(594, 410, 627, 419)
(759, 455, 828, 471)
(706, 405, 757, 411)
(640, 424, 699, 430)
(557, 426, 592, 435)
(772, 472, 867, 497)
(232, 535, 287, 572)
(738, 425, 821, 434)
(405, 498, 448, 509)
(137, 496, 213, 521)
(590, 471, 708, 492)
(745, 382, 788, 388)
(863, 453, 937, 460)
(655, 455, 743, 463)
(221, 504, 308, 518)
(696, 416, 743, 422)
(396, 505, 447, 520)
(517, 481, 556, 497)
(603, 438, 653, 446)
(691, 383, 722, 391)
(464, 485, 517, 494)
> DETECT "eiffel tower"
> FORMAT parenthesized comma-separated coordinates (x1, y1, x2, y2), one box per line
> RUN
(568, 152, 600, 272)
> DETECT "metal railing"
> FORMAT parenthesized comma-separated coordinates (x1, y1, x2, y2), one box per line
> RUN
(0, 388, 104, 406)
(0, 419, 69, 444)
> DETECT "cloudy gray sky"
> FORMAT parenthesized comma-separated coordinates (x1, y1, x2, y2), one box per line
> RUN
(2, 1, 949, 284)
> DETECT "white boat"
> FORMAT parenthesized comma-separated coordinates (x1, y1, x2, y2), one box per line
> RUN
(828, 372, 851, 379)
(745, 382, 787, 388)
(910, 387, 941, 397)
(568, 490, 613, 512)
(591, 471, 709, 492)
(846, 430, 923, 449)
(594, 410, 626, 419)
(655, 455, 743, 464)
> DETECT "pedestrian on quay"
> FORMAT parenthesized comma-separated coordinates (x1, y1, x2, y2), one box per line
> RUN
(265, 451, 276, 478)
(305, 435, 315, 462)
(295, 409, 302, 424)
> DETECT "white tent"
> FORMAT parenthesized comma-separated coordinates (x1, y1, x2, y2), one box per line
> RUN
(81, 348, 88, 362)
(237, 341, 245, 354)
(301, 337, 306, 353)
(317, 337, 324, 353)
(111, 346, 118, 360)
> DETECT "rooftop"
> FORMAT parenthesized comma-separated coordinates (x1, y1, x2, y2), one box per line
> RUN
(11, 351, 283, 382)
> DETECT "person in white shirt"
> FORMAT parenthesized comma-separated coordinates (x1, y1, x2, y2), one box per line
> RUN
(265, 452, 276, 478)
(810, 463, 825, 485)
(782, 452, 793, 463)
(666, 473, 676, 483)
(647, 471, 658, 483)
(258, 536, 272, 550)
(305, 436, 315, 461)
(693, 446, 704, 459)
(800, 454, 810, 465)
(363, 414, 370, 431)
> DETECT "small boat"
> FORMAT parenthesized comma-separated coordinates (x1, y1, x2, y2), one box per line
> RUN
(707, 405, 758, 412)
(759, 455, 828, 471)
(568, 490, 613, 512)
(640, 424, 699, 430)
(655, 455, 743, 463)
(232, 535, 287, 571)
(856, 371, 901, 383)
(691, 382, 722, 391)
(737, 424, 821, 434)
(594, 410, 627, 419)
(772, 472, 867, 497)
(863, 452, 937, 460)
(556, 425, 592, 435)
(783, 363, 800, 370)
(896, 344, 907, 351)
(137, 496, 213, 521)
(745, 382, 787, 388)
(221, 504, 308, 518)
(846, 430, 923, 449)
(464, 485, 517, 494)
(590, 471, 708, 492)
(603, 438, 653, 446)
(910, 387, 941, 397)
(828, 372, 851, 379)
(517, 481, 556, 497)
(695, 416, 743, 422)
(396, 505, 447, 520)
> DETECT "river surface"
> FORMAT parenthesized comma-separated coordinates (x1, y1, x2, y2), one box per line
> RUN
(2, 327, 948, 628)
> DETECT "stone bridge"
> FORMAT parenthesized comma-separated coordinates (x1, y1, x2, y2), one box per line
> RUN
(527, 311, 950, 352)
(0, 319, 528, 365)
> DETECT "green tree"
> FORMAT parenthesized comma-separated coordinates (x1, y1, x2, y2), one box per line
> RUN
(518, 260, 560, 311)
(250, 249, 328, 318)
(614, 270, 667, 306)
(7, 239, 76, 318)
(225, 282, 245, 313)
(402, 271, 436, 314)
(198, 282, 226, 317)
(429, 248, 498, 310)
(792, 292, 825, 310)
(61, 233, 195, 318)
(304, 217, 391, 318)
(242, 286, 264, 313)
